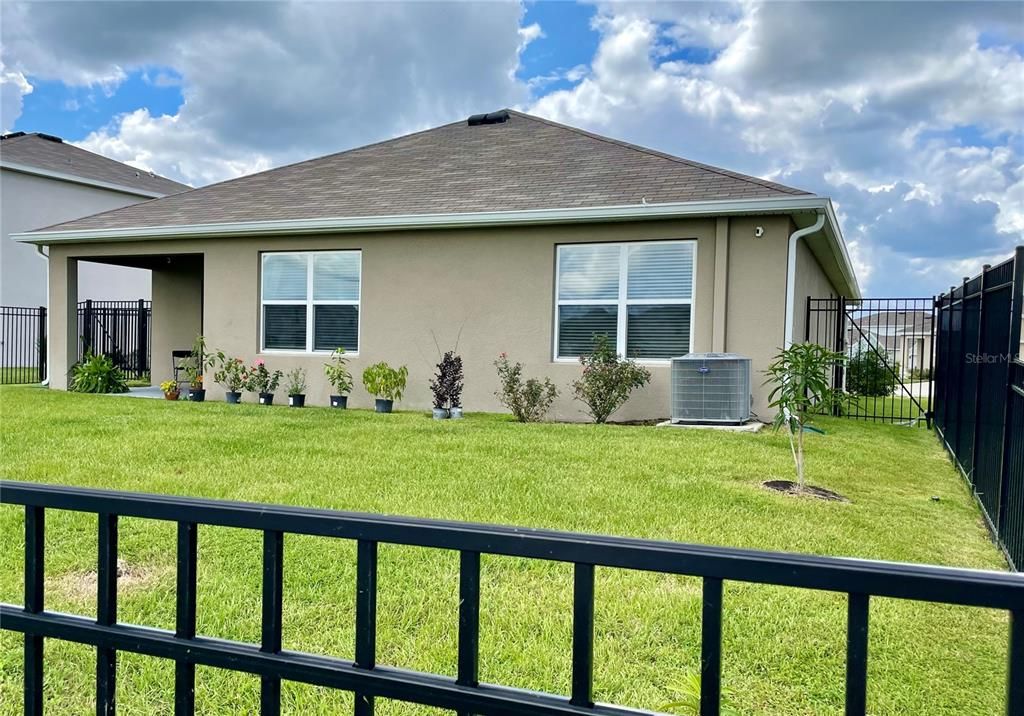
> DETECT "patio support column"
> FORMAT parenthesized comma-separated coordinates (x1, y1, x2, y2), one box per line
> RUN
(47, 254, 78, 390)
(712, 217, 729, 352)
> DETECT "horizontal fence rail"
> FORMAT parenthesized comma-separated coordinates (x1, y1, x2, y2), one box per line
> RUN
(806, 297, 935, 426)
(0, 306, 46, 385)
(934, 247, 1024, 571)
(2, 480, 1022, 715)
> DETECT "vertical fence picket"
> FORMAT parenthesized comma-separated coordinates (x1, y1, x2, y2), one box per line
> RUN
(24, 505, 44, 716)
(570, 563, 595, 708)
(845, 593, 870, 716)
(175, 522, 198, 716)
(700, 577, 723, 716)
(261, 530, 284, 716)
(456, 550, 480, 716)
(97, 514, 118, 715)
(354, 540, 377, 716)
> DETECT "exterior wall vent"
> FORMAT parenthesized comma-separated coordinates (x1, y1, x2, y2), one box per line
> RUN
(670, 353, 752, 424)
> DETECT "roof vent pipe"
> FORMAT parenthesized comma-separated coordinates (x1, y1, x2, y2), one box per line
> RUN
(467, 110, 510, 126)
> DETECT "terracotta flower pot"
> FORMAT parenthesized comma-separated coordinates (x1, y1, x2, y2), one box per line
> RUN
(164, 391, 180, 401)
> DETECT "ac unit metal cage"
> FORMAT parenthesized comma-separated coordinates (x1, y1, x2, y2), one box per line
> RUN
(670, 353, 752, 424)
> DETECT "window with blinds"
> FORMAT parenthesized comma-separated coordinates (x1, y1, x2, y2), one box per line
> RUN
(261, 251, 360, 353)
(556, 240, 694, 360)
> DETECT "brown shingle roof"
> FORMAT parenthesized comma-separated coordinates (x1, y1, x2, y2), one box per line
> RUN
(1, 132, 189, 196)
(34, 110, 809, 233)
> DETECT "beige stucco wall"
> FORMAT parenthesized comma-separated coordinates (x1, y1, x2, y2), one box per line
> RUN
(46, 215, 814, 420)
(151, 264, 203, 385)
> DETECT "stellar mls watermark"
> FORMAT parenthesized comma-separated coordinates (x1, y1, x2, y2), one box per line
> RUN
(965, 352, 1014, 364)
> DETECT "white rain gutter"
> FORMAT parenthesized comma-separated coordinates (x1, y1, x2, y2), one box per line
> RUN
(0, 161, 167, 199)
(35, 245, 49, 386)
(783, 212, 826, 347)
(14, 196, 834, 243)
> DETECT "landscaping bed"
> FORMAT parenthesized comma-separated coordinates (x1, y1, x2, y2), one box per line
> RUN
(0, 386, 1010, 715)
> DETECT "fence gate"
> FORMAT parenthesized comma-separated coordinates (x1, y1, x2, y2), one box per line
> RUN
(934, 248, 1024, 570)
(806, 297, 936, 426)
(78, 300, 151, 381)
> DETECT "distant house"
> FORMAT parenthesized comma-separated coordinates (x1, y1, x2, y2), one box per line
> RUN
(847, 310, 933, 378)
(0, 132, 188, 306)
(17, 110, 860, 419)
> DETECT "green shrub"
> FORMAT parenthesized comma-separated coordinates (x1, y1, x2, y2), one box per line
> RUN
(571, 334, 651, 423)
(847, 350, 897, 396)
(362, 362, 408, 402)
(69, 352, 129, 394)
(494, 353, 558, 422)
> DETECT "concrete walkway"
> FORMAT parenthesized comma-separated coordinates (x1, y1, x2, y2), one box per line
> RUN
(117, 386, 163, 399)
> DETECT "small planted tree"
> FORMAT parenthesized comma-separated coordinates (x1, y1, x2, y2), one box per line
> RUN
(764, 343, 844, 490)
(362, 362, 408, 413)
(324, 348, 353, 408)
(571, 334, 651, 423)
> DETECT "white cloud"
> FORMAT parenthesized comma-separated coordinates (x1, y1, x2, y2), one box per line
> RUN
(0, 59, 32, 132)
(2, 1, 532, 185)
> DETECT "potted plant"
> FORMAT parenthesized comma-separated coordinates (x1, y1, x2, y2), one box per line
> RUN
(285, 367, 308, 408)
(445, 352, 465, 419)
(159, 379, 180, 401)
(248, 359, 283, 405)
(184, 335, 215, 402)
(362, 362, 408, 413)
(429, 351, 465, 419)
(324, 348, 353, 409)
(214, 352, 247, 404)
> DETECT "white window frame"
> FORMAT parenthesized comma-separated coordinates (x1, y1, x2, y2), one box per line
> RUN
(553, 239, 696, 363)
(259, 249, 361, 355)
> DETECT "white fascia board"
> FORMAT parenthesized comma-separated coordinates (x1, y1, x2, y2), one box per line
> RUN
(0, 161, 167, 199)
(14, 193, 860, 297)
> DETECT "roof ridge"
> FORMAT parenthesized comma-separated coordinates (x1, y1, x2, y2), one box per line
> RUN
(504, 109, 808, 196)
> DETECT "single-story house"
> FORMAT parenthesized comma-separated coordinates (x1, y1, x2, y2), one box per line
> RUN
(1, 131, 187, 305)
(17, 110, 859, 420)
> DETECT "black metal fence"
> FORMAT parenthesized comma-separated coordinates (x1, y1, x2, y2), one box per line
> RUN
(806, 297, 935, 425)
(0, 306, 46, 385)
(2, 480, 1022, 716)
(78, 299, 151, 380)
(934, 248, 1024, 570)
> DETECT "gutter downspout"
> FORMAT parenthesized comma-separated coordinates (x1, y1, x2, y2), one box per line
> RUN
(35, 245, 49, 386)
(783, 212, 826, 348)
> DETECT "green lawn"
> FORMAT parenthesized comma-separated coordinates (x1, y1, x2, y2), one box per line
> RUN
(0, 386, 1009, 715)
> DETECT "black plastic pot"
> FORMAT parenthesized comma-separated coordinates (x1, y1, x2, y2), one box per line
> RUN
(225, 391, 242, 404)
(188, 388, 206, 402)
(288, 394, 305, 408)
(375, 398, 394, 413)
(330, 395, 348, 409)
(258, 392, 275, 406)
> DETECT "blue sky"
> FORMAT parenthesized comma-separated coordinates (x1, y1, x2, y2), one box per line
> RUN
(2, 1, 1022, 298)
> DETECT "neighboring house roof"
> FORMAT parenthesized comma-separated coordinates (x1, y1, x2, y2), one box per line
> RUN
(0, 132, 188, 197)
(850, 311, 933, 337)
(30, 110, 809, 233)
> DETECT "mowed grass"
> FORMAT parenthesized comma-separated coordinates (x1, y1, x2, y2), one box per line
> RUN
(0, 386, 1010, 715)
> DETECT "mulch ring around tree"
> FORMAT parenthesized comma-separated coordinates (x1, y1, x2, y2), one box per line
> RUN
(762, 480, 850, 502)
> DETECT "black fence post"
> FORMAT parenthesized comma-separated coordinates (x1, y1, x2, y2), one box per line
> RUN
(970, 266, 990, 488)
(136, 299, 148, 378)
(82, 299, 94, 359)
(37, 307, 46, 383)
